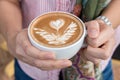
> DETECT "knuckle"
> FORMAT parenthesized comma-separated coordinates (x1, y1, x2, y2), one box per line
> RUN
(23, 42, 31, 53)
(92, 40, 99, 47)
(37, 51, 45, 59)
(51, 64, 57, 69)
(48, 62, 59, 69)
(87, 38, 99, 47)
(102, 52, 110, 60)
(16, 34, 24, 44)
(31, 60, 35, 65)
(34, 60, 41, 67)
(34, 61, 48, 70)
(16, 47, 22, 56)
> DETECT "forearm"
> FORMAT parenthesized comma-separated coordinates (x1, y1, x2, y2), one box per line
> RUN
(101, 0, 120, 28)
(0, 0, 22, 41)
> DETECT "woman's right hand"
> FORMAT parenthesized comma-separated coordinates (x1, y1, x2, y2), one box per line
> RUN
(7, 28, 72, 70)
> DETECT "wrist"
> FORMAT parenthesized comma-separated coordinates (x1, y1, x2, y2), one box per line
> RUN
(96, 16, 112, 27)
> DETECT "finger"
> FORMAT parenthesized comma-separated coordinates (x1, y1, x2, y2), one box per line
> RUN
(84, 46, 106, 60)
(16, 46, 72, 70)
(22, 41, 55, 60)
(101, 38, 115, 59)
(79, 49, 100, 64)
(17, 29, 55, 60)
(85, 20, 100, 38)
(34, 59, 72, 70)
(85, 37, 115, 61)
(87, 22, 114, 47)
(84, 53, 101, 64)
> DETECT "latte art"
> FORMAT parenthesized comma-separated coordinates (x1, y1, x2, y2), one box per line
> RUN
(34, 20, 77, 45)
(30, 12, 83, 48)
(50, 19, 65, 31)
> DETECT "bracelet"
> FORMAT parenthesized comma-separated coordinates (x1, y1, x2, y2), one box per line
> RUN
(97, 16, 112, 27)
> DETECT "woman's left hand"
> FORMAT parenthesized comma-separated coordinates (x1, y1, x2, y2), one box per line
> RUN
(81, 20, 115, 64)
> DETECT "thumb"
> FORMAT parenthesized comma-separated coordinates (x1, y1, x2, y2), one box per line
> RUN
(85, 20, 100, 38)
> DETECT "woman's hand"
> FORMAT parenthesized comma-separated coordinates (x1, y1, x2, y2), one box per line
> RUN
(81, 20, 115, 64)
(7, 29, 72, 70)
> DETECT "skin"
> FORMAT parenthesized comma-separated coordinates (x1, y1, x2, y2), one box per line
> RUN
(84, 20, 115, 64)
(0, 0, 120, 70)
(83, 0, 120, 64)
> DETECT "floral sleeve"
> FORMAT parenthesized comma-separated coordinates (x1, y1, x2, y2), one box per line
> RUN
(62, 52, 103, 80)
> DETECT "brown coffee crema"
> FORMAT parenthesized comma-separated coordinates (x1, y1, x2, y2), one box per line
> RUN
(30, 12, 83, 48)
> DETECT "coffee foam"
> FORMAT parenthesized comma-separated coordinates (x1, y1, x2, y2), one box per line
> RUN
(30, 12, 83, 48)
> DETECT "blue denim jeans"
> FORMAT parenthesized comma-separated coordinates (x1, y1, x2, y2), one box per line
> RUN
(14, 59, 113, 80)
(102, 60, 113, 80)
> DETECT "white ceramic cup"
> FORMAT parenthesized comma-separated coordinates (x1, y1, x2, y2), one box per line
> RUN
(28, 11, 86, 59)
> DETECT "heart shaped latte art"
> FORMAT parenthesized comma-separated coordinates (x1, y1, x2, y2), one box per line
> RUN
(50, 19, 65, 30)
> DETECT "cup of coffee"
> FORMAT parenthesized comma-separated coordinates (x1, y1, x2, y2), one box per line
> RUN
(28, 11, 86, 59)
